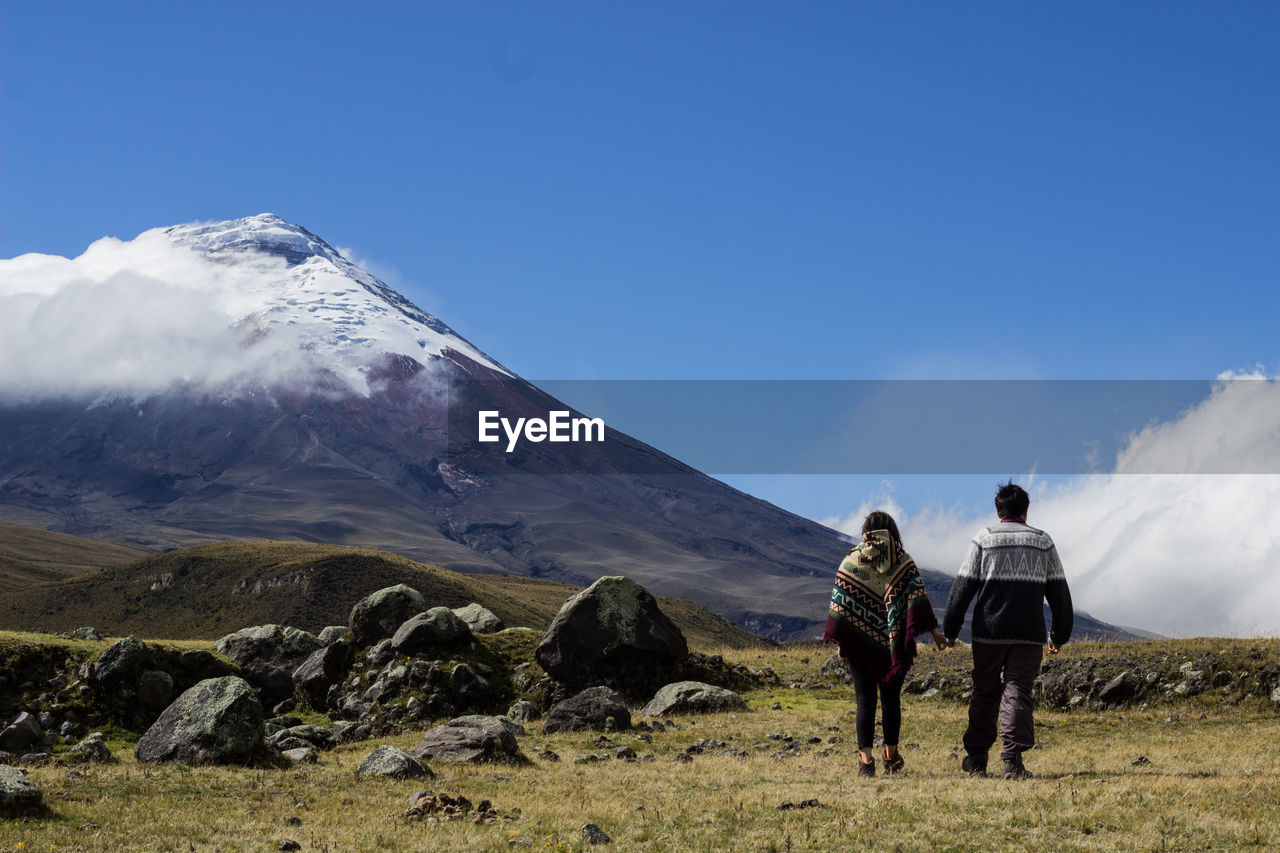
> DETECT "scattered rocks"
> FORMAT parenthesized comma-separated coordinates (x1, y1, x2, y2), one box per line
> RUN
(349, 584, 427, 645)
(138, 669, 175, 710)
(453, 603, 505, 633)
(777, 799, 826, 810)
(543, 687, 631, 734)
(413, 716, 528, 764)
(535, 576, 688, 700)
(215, 624, 324, 707)
(391, 607, 472, 655)
(281, 747, 317, 764)
(355, 745, 433, 779)
(641, 681, 747, 717)
(67, 732, 115, 764)
(404, 791, 513, 825)
(1099, 671, 1140, 706)
(93, 636, 152, 692)
(135, 676, 264, 765)
(0, 712, 42, 752)
(292, 641, 354, 711)
(582, 823, 612, 844)
(0, 765, 44, 815)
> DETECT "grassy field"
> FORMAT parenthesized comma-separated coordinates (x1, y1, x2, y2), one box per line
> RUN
(7, 641, 1280, 852)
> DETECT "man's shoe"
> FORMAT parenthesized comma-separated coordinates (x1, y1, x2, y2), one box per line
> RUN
(1003, 755, 1033, 780)
(961, 754, 988, 777)
(857, 758, 875, 778)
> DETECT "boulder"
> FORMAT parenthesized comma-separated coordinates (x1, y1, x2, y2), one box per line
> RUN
(215, 625, 324, 707)
(349, 584, 427, 645)
(135, 676, 264, 765)
(535, 576, 687, 699)
(413, 716, 528, 764)
(451, 714, 525, 737)
(543, 687, 631, 733)
(453, 603, 504, 633)
(1099, 671, 1140, 706)
(356, 745, 433, 779)
(93, 635, 152, 691)
(507, 700, 536, 723)
(138, 669, 175, 710)
(391, 607, 472, 655)
(68, 626, 102, 641)
(0, 712, 42, 752)
(0, 765, 43, 815)
(292, 641, 354, 710)
(641, 681, 748, 717)
(317, 625, 351, 646)
(67, 732, 115, 764)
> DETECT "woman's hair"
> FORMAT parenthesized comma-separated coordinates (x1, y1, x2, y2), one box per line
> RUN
(861, 510, 901, 545)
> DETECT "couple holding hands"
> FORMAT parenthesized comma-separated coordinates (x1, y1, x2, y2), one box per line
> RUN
(824, 482, 1073, 780)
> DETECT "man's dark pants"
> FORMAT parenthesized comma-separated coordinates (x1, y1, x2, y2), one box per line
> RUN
(963, 642, 1044, 762)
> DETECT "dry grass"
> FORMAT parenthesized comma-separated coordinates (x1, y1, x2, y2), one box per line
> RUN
(9, 641, 1280, 852)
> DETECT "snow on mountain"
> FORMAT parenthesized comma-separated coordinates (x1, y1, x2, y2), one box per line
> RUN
(0, 214, 507, 399)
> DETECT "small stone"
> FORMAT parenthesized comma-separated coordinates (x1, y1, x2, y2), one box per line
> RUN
(278, 841, 301, 852)
(582, 823, 612, 844)
(284, 816, 302, 826)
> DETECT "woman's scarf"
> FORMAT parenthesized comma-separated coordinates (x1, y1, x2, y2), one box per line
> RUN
(822, 529, 938, 684)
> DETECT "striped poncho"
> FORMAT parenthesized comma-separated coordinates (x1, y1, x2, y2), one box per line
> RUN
(823, 529, 939, 685)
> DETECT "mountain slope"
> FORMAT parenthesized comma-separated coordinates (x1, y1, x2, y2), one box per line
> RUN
(0, 539, 767, 649)
(0, 522, 148, 591)
(0, 215, 1142, 641)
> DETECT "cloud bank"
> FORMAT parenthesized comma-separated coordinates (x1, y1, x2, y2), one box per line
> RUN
(823, 373, 1280, 638)
(0, 234, 323, 400)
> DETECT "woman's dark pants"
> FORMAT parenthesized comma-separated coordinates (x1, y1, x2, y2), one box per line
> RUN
(848, 666, 907, 748)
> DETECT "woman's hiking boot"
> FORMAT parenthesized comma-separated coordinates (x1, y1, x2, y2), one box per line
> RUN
(883, 749, 905, 774)
(857, 757, 875, 777)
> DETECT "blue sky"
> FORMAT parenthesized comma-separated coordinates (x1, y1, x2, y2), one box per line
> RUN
(4, 1, 1279, 531)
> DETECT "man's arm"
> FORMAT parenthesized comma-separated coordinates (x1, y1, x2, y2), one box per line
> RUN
(1045, 543, 1073, 648)
(943, 539, 982, 642)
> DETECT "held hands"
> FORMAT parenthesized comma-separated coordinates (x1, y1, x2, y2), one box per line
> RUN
(1047, 643, 1061, 655)
(931, 629, 951, 651)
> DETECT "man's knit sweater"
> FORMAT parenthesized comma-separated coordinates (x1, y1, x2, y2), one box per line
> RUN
(943, 520, 1073, 646)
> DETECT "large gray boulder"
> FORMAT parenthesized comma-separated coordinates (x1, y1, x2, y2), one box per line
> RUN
(453, 603, 504, 633)
(413, 716, 528, 764)
(391, 607, 472, 655)
(135, 676, 264, 765)
(292, 641, 354, 710)
(215, 624, 323, 707)
(0, 765, 43, 815)
(92, 635, 152, 691)
(349, 584, 427, 645)
(0, 712, 42, 752)
(641, 681, 748, 717)
(535, 576, 688, 699)
(356, 745, 433, 779)
(543, 687, 631, 733)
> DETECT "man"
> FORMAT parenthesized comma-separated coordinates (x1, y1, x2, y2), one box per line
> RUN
(943, 481, 1072, 780)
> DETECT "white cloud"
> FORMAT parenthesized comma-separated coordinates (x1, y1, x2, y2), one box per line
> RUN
(822, 375, 1280, 638)
(0, 239, 315, 399)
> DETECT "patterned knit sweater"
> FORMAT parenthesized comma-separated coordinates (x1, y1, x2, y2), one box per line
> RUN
(943, 521, 1073, 646)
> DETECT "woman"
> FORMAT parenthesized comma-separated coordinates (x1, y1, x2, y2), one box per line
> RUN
(823, 510, 947, 776)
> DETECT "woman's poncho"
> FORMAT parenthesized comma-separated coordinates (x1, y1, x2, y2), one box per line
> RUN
(823, 529, 939, 685)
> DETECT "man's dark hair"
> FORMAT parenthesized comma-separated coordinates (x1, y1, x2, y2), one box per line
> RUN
(995, 480, 1030, 519)
(861, 510, 901, 545)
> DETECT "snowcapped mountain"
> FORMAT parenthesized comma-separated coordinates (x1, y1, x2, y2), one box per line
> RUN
(0, 215, 1136, 641)
(0, 213, 505, 399)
